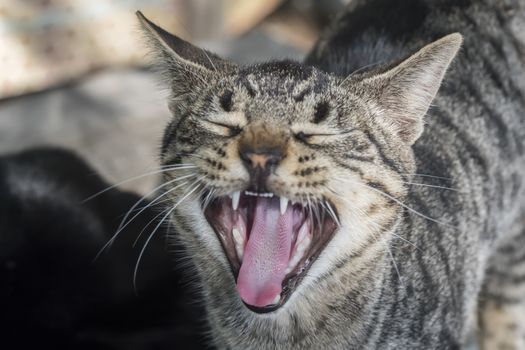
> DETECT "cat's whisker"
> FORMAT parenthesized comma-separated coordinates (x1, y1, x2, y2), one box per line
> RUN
(362, 184, 455, 228)
(384, 240, 403, 286)
(323, 200, 341, 227)
(133, 178, 205, 295)
(116, 173, 197, 231)
(332, 177, 454, 228)
(93, 178, 181, 261)
(93, 175, 197, 262)
(202, 188, 216, 212)
(400, 173, 452, 181)
(82, 165, 197, 203)
(358, 207, 425, 254)
(164, 152, 208, 164)
(133, 206, 173, 247)
(126, 179, 195, 247)
(351, 205, 405, 285)
(121, 196, 174, 216)
(395, 181, 463, 193)
(310, 195, 322, 232)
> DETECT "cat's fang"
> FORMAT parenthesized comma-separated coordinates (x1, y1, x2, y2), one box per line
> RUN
(232, 191, 240, 211)
(280, 196, 289, 215)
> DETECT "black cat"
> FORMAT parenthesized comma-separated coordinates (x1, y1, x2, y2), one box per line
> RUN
(0, 148, 206, 350)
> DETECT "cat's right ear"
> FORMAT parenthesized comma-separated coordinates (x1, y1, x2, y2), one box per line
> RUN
(136, 11, 236, 93)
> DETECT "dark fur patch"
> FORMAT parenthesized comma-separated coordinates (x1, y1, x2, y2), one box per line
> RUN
(313, 101, 330, 124)
(219, 90, 234, 111)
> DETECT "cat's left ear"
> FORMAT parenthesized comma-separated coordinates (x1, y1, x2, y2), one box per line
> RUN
(136, 11, 236, 94)
(350, 33, 462, 144)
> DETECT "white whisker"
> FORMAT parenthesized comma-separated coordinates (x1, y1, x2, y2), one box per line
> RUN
(82, 165, 196, 203)
(133, 177, 205, 294)
(93, 175, 196, 262)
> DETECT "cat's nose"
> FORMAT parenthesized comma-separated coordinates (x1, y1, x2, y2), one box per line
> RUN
(239, 147, 284, 192)
(240, 149, 283, 170)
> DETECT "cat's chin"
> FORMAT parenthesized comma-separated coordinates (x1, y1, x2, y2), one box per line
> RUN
(202, 190, 339, 313)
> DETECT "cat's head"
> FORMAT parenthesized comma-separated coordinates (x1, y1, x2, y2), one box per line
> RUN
(138, 12, 461, 313)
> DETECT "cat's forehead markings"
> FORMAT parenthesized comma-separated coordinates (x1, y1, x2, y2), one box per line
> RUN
(214, 110, 248, 126)
(242, 78, 257, 97)
(293, 85, 312, 102)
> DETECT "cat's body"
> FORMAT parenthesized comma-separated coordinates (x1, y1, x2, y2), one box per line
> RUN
(138, 1, 525, 348)
(305, 0, 525, 348)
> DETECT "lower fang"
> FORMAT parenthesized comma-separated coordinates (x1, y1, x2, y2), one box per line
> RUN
(280, 196, 289, 215)
(271, 294, 280, 305)
(232, 228, 244, 260)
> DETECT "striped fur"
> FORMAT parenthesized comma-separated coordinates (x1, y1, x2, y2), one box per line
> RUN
(139, 0, 525, 348)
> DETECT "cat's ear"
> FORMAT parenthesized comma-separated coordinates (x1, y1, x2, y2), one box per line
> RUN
(136, 11, 236, 93)
(351, 33, 462, 144)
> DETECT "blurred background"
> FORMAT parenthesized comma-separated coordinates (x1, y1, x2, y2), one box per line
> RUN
(0, 0, 350, 194)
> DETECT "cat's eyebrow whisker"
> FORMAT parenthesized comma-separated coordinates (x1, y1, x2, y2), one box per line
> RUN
(164, 63, 211, 88)
(338, 60, 384, 87)
(133, 177, 205, 295)
(82, 165, 197, 203)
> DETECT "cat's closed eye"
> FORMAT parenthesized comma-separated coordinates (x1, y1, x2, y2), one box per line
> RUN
(202, 119, 243, 137)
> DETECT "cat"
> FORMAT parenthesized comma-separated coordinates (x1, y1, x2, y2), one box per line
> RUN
(0, 148, 206, 350)
(137, 0, 525, 348)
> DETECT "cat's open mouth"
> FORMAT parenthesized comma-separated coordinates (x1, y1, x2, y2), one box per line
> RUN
(203, 190, 338, 313)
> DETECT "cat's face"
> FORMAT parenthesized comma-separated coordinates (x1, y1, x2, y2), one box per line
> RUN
(161, 61, 411, 311)
(138, 12, 461, 314)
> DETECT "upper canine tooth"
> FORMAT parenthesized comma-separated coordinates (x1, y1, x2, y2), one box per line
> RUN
(232, 191, 240, 210)
(280, 196, 289, 215)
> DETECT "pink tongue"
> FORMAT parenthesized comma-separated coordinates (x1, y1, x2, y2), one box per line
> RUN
(236, 197, 293, 307)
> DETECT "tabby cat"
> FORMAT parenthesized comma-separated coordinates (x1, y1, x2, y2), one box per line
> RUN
(137, 0, 525, 348)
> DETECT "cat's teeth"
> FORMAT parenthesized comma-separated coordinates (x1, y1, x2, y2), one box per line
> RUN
(232, 191, 240, 211)
(285, 244, 306, 275)
(280, 196, 289, 215)
(232, 228, 244, 260)
(296, 221, 309, 245)
(244, 191, 274, 197)
(271, 294, 280, 305)
(285, 222, 311, 274)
